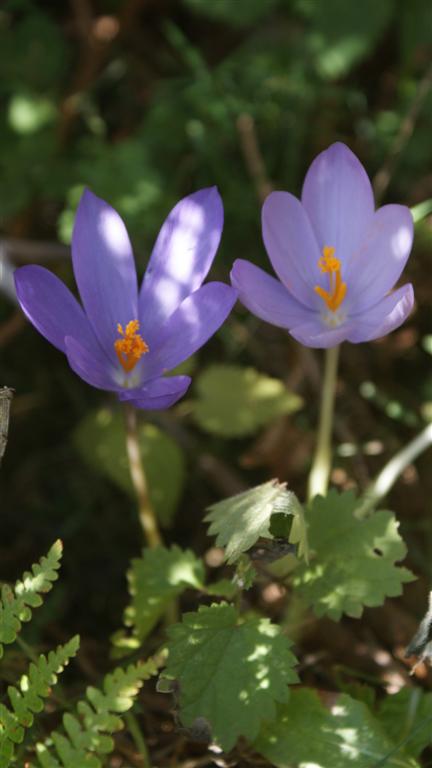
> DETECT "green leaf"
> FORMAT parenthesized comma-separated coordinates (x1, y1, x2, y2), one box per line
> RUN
(293, 490, 415, 620)
(0, 636, 79, 768)
(33, 659, 157, 768)
(296, 0, 394, 79)
(74, 408, 185, 527)
(0, 540, 63, 658)
(205, 480, 303, 564)
(123, 546, 205, 641)
(376, 688, 432, 760)
(162, 603, 298, 750)
(183, 0, 278, 27)
(192, 365, 302, 438)
(255, 688, 419, 768)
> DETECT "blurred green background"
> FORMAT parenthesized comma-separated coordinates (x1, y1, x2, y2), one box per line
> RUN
(2, 0, 432, 646)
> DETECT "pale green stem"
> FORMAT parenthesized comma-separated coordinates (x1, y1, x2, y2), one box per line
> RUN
(307, 345, 340, 501)
(125, 712, 151, 767)
(357, 421, 432, 517)
(123, 403, 162, 548)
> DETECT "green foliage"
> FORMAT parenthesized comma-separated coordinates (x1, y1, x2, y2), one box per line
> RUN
(376, 688, 432, 761)
(293, 491, 414, 620)
(0, 636, 80, 768)
(183, 0, 279, 27)
(74, 409, 185, 527)
(254, 688, 418, 768)
(162, 602, 299, 750)
(296, 0, 394, 79)
(33, 659, 157, 768)
(205, 480, 304, 564)
(192, 365, 303, 438)
(0, 541, 63, 658)
(121, 546, 205, 644)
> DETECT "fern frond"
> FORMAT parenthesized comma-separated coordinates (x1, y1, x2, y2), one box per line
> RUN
(33, 659, 157, 768)
(0, 636, 79, 768)
(0, 541, 63, 658)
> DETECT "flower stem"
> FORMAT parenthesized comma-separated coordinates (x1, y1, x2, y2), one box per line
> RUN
(357, 422, 432, 517)
(125, 712, 151, 767)
(123, 403, 162, 548)
(307, 345, 340, 501)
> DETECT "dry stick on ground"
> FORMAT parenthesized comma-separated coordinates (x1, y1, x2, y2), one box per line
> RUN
(373, 61, 432, 204)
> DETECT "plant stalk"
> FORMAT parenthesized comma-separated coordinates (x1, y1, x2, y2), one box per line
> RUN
(125, 712, 151, 767)
(358, 421, 432, 516)
(307, 345, 340, 501)
(123, 403, 162, 548)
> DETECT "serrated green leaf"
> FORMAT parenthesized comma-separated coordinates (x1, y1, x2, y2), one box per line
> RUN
(255, 688, 418, 768)
(0, 540, 63, 657)
(162, 603, 298, 750)
(205, 480, 302, 564)
(74, 408, 185, 527)
(192, 365, 302, 438)
(124, 546, 205, 641)
(376, 688, 432, 760)
(293, 490, 415, 620)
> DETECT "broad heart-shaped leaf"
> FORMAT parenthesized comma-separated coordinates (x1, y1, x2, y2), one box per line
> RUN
(74, 408, 185, 527)
(376, 688, 432, 760)
(254, 689, 419, 768)
(293, 490, 414, 620)
(162, 603, 299, 751)
(191, 364, 302, 438)
(205, 480, 303, 564)
(124, 546, 205, 641)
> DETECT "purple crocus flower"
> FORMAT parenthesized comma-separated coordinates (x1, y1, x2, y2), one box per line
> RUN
(231, 143, 414, 348)
(15, 188, 237, 409)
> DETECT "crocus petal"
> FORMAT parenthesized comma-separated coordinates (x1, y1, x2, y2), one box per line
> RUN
(262, 191, 323, 308)
(14, 265, 100, 355)
(347, 284, 414, 343)
(289, 318, 354, 349)
(65, 336, 120, 391)
(302, 143, 374, 268)
(119, 375, 191, 410)
(144, 282, 237, 377)
(139, 187, 223, 345)
(347, 205, 414, 312)
(231, 259, 313, 328)
(72, 189, 138, 358)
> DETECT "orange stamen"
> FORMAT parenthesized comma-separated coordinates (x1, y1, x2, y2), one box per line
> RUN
(314, 246, 347, 312)
(114, 320, 149, 373)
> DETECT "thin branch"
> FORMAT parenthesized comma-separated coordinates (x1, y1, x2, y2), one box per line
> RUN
(236, 113, 273, 204)
(373, 62, 432, 203)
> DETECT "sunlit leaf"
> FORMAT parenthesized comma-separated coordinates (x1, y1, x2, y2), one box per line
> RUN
(162, 603, 298, 750)
(124, 546, 205, 641)
(205, 480, 303, 564)
(74, 408, 185, 527)
(293, 490, 415, 620)
(255, 688, 418, 768)
(192, 365, 302, 438)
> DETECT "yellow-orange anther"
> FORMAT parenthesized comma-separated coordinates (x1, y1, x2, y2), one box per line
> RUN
(314, 246, 347, 312)
(114, 320, 149, 373)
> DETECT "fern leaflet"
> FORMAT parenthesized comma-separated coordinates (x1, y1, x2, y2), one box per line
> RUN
(0, 541, 63, 658)
(33, 658, 157, 768)
(0, 636, 79, 768)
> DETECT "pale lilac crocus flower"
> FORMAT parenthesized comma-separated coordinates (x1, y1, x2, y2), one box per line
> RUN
(231, 143, 414, 348)
(15, 188, 237, 409)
